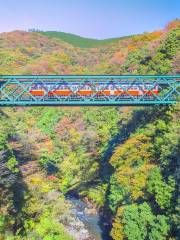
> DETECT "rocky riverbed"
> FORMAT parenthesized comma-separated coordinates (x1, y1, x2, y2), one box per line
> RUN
(65, 196, 103, 240)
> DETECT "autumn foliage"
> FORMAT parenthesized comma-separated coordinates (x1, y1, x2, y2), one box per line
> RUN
(0, 20, 179, 239)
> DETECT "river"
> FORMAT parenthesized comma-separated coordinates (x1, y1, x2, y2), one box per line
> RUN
(66, 196, 105, 240)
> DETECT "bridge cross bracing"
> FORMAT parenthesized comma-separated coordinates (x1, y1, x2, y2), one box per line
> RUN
(0, 75, 179, 106)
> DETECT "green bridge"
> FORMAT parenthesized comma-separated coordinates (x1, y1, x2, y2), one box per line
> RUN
(0, 75, 179, 106)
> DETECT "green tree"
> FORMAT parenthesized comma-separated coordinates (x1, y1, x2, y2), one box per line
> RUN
(122, 203, 169, 240)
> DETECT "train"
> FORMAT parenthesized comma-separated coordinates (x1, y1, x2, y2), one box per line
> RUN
(29, 83, 159, 97)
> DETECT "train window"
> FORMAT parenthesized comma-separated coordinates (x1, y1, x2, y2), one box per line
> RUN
(71, 85, 77, 91)
(146, 84, 154, 89)
(132, 85, 139, 90)
(47, 85, 54, 90)
(96, 85, 103, 91)
(32, 84, 39, 90)
(36, 85, 42, 90)
(121, 84, 127, 90)
(85, 85, 91, 90)
(139, 85, 144, 90)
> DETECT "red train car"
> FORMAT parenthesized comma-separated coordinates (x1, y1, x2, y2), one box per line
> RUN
(29, 84, 158, 97)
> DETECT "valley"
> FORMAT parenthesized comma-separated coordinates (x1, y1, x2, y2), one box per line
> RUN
(0, 19, 180, 240)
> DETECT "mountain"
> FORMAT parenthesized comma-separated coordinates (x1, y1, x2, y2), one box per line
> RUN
(33, 30, 133, 48)
(0, 19, 179, 75)
(0, 19, 180, 240)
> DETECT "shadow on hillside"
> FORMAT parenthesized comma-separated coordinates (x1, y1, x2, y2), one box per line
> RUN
(0, 149, 28, 235)
(98, 105, 170, 239)
(11, 170, 28, 234)
(8, 134, 36, 164)
(8, 133, 40, 234)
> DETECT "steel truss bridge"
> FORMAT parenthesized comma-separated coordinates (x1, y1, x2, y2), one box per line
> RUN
(0, 75, 179, 106)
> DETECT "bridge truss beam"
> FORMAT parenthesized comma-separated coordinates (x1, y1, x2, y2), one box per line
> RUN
(0, 75, 179, 106)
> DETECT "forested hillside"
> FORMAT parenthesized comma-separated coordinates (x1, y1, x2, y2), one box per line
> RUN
(36, 31, 128, 48)
(0, 19, 180, 240)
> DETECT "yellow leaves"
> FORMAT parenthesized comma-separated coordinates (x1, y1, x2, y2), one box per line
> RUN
(111, 207, 125, 240)
(110, 134, 155, 201)
(30, 176, 43, 185)
(117, 166, 133, 185)
(40, 183, 52, 193)
(94, 62, 112, 74)
(60, 153, 77, 170)
(116, 163, 155, 201)
(0, 48, 28, 70)
(111, 221, 124, 240)
(26, 47, 35, 53)
(69, 128, 82, 144)
(110, 134, 152, 168)
(52, 51, 71, 64)
(131, 169, 149, 200)
(24, 194, 44, 216)
(27, 117, 36, 128)
(59, 152, 81, 185)
(72, 65, 89, 74)
(29, 175, 53, 193)
(132, 31, 163, 44)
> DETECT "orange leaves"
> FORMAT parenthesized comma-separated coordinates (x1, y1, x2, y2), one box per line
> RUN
(110, 51, 128, 65)
(129, 31, 164, 55)
(43, 138, 54, 153)
(147, 31, 163, 41)
(0, 19, 178, 75)
(127, 44, 137, 52)
(166, 19, 180, 30)
(151, 31, 163, 38)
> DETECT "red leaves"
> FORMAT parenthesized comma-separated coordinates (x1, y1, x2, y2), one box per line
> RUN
(47, 175, 57, 181)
